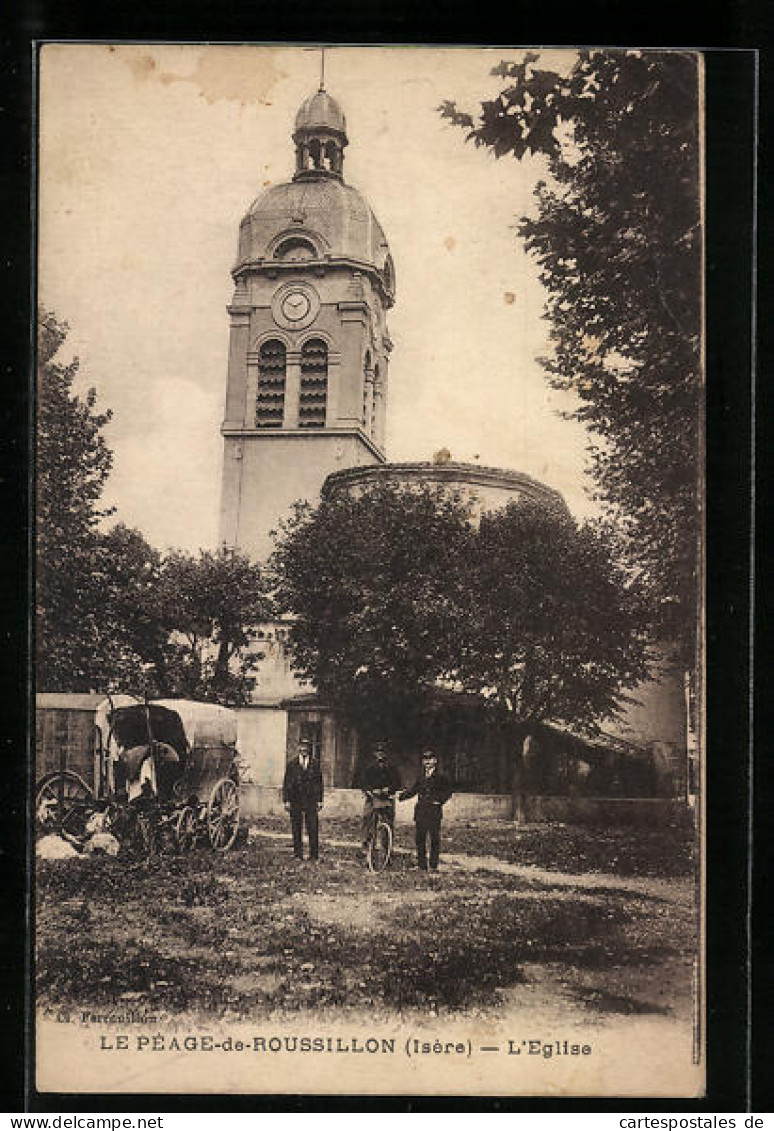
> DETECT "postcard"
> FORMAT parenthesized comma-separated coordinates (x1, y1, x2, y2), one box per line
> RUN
(35, 44, 705, 1098)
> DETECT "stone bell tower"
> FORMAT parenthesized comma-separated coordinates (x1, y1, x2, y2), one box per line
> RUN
(218, 84, 396, 563)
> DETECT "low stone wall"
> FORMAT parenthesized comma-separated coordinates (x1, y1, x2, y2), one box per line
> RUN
(524, 795, 688, 827)
(240, 785, 686, 826)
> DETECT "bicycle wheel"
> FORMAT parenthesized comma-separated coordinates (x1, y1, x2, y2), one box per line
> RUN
(367, 819, 393, 872)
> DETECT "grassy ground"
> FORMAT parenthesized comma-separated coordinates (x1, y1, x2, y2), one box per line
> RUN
(255, 814, 696, 878)
(36, 821, 696, 1025)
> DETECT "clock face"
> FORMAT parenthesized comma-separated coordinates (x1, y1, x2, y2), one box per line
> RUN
(281, 290, 311, 322)
(272, 283, 320, 330)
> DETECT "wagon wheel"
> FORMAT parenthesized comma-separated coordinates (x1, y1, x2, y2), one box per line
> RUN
(35, 771, 93, 836)
(174, 805, 198, 853)
(206, 778, 239, 851)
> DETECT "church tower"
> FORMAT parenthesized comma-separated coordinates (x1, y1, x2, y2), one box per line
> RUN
(218, 85, 396, 562)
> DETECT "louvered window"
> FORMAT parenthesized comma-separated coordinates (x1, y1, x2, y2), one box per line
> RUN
(299, 339, 328, 429)
(256, 341, 286, 428)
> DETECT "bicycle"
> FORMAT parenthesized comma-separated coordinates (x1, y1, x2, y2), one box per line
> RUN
(364, 790, 395, 872)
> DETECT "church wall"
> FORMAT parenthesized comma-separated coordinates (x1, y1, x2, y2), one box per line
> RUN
(238, 784, 685, 827)
(235, 705, 288, 788)
(607, 656, 686, 749)
(251, 620, 309, 702)
(602, 656, 688, 798)
(220, 431, 381, 563)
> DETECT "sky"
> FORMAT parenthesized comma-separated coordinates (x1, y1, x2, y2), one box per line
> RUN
(39, 44, 593, 554)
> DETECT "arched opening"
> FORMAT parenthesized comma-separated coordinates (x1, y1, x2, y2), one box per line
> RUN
(371, 362, 380, 437)
(362, 349, 372, 428)
(274, 237, 317, 262)
(255, 340, 286, 428)
(382, 254, 395, 297)
(308, 139, 321, 170)
(299, 339, 328, 428)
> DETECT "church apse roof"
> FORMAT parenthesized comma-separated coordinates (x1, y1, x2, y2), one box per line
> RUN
(322, 461, 569, 516)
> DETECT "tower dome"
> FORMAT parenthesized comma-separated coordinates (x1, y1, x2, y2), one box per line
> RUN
(235, 83, 395, 305)
(292, 87, 348, 182)
(294, 89, 347, 137)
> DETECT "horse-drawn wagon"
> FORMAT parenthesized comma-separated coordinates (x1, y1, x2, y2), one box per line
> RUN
(35, 696, 241, 855)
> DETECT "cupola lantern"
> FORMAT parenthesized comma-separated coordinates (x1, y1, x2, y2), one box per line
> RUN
(292, 88, 348, 181)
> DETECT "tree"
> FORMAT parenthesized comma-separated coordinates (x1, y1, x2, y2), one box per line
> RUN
(440, 51, 701, 661)
(36, 309, 115, 690)
(271, 483, 474, 732)
(37, 311, 271, 702)
(88, 523, 166, 690)
(460, 501, 651, 733)
(150, 548, 273, 705)
(272, 484, 650, 739)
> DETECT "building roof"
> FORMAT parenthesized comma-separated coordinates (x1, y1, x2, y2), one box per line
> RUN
(35, 693, 105, 711)
(237, 177, 392, 286)
(323, 460, 569, 513)
(294, 89, 347, 137)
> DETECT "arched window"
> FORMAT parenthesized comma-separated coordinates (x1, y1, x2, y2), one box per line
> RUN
(299, 339, 328, 428)
(362, 350, 372, 428)
(274, 237, 316, 262)
(255, 340, 286, 428)
(381, 254, 395, 297)
(371, 362, 380, 437)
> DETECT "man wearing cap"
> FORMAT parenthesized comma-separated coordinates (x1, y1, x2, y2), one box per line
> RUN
(282, 734, 323, 861)
(398, 750, 453, 873)
(359, 740, 402, 854)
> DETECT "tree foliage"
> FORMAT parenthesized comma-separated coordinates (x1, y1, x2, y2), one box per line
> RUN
(88, 523, 165, 690)
(36, 312, 271, 702)
(272, 484, 473, 731)
(462, 501, 651, 730)
(149, 548, 272, 705)
(272, 484, 650, 736)
(36, 309, 115, 690)
(74, 537, 271, 705)
(440, 51, 701, 659)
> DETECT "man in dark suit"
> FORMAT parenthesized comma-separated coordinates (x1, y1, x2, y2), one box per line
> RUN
(282, 735, 323, 861)
(398, 749, 453, 873)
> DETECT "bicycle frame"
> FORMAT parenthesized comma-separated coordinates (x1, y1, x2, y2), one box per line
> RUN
(364, 792, 395, 872)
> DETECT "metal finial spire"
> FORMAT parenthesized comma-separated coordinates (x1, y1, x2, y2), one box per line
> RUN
(320, 46, 325, 91)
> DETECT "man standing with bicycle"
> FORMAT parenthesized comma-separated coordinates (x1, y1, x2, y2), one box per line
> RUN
(398, 749, 453, 873)
(360, 740, 402, 854)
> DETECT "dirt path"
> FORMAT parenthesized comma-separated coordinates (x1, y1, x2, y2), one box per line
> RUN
(248, 827, 693, 904)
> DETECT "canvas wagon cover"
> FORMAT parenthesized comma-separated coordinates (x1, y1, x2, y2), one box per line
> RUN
(95, 696, 238, 753)
(153, 699, 238, 749)
(94, 697, 189, 757)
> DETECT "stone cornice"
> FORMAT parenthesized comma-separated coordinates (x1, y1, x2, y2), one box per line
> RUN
(322, 461, 569, 512)
(220, 425, 386, 463)
(231, 257, 394, 308)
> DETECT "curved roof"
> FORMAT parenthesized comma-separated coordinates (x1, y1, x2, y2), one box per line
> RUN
(323, 461, 569, 515)
(237, 177, 392, 283)
(294, 89, 347, 136)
